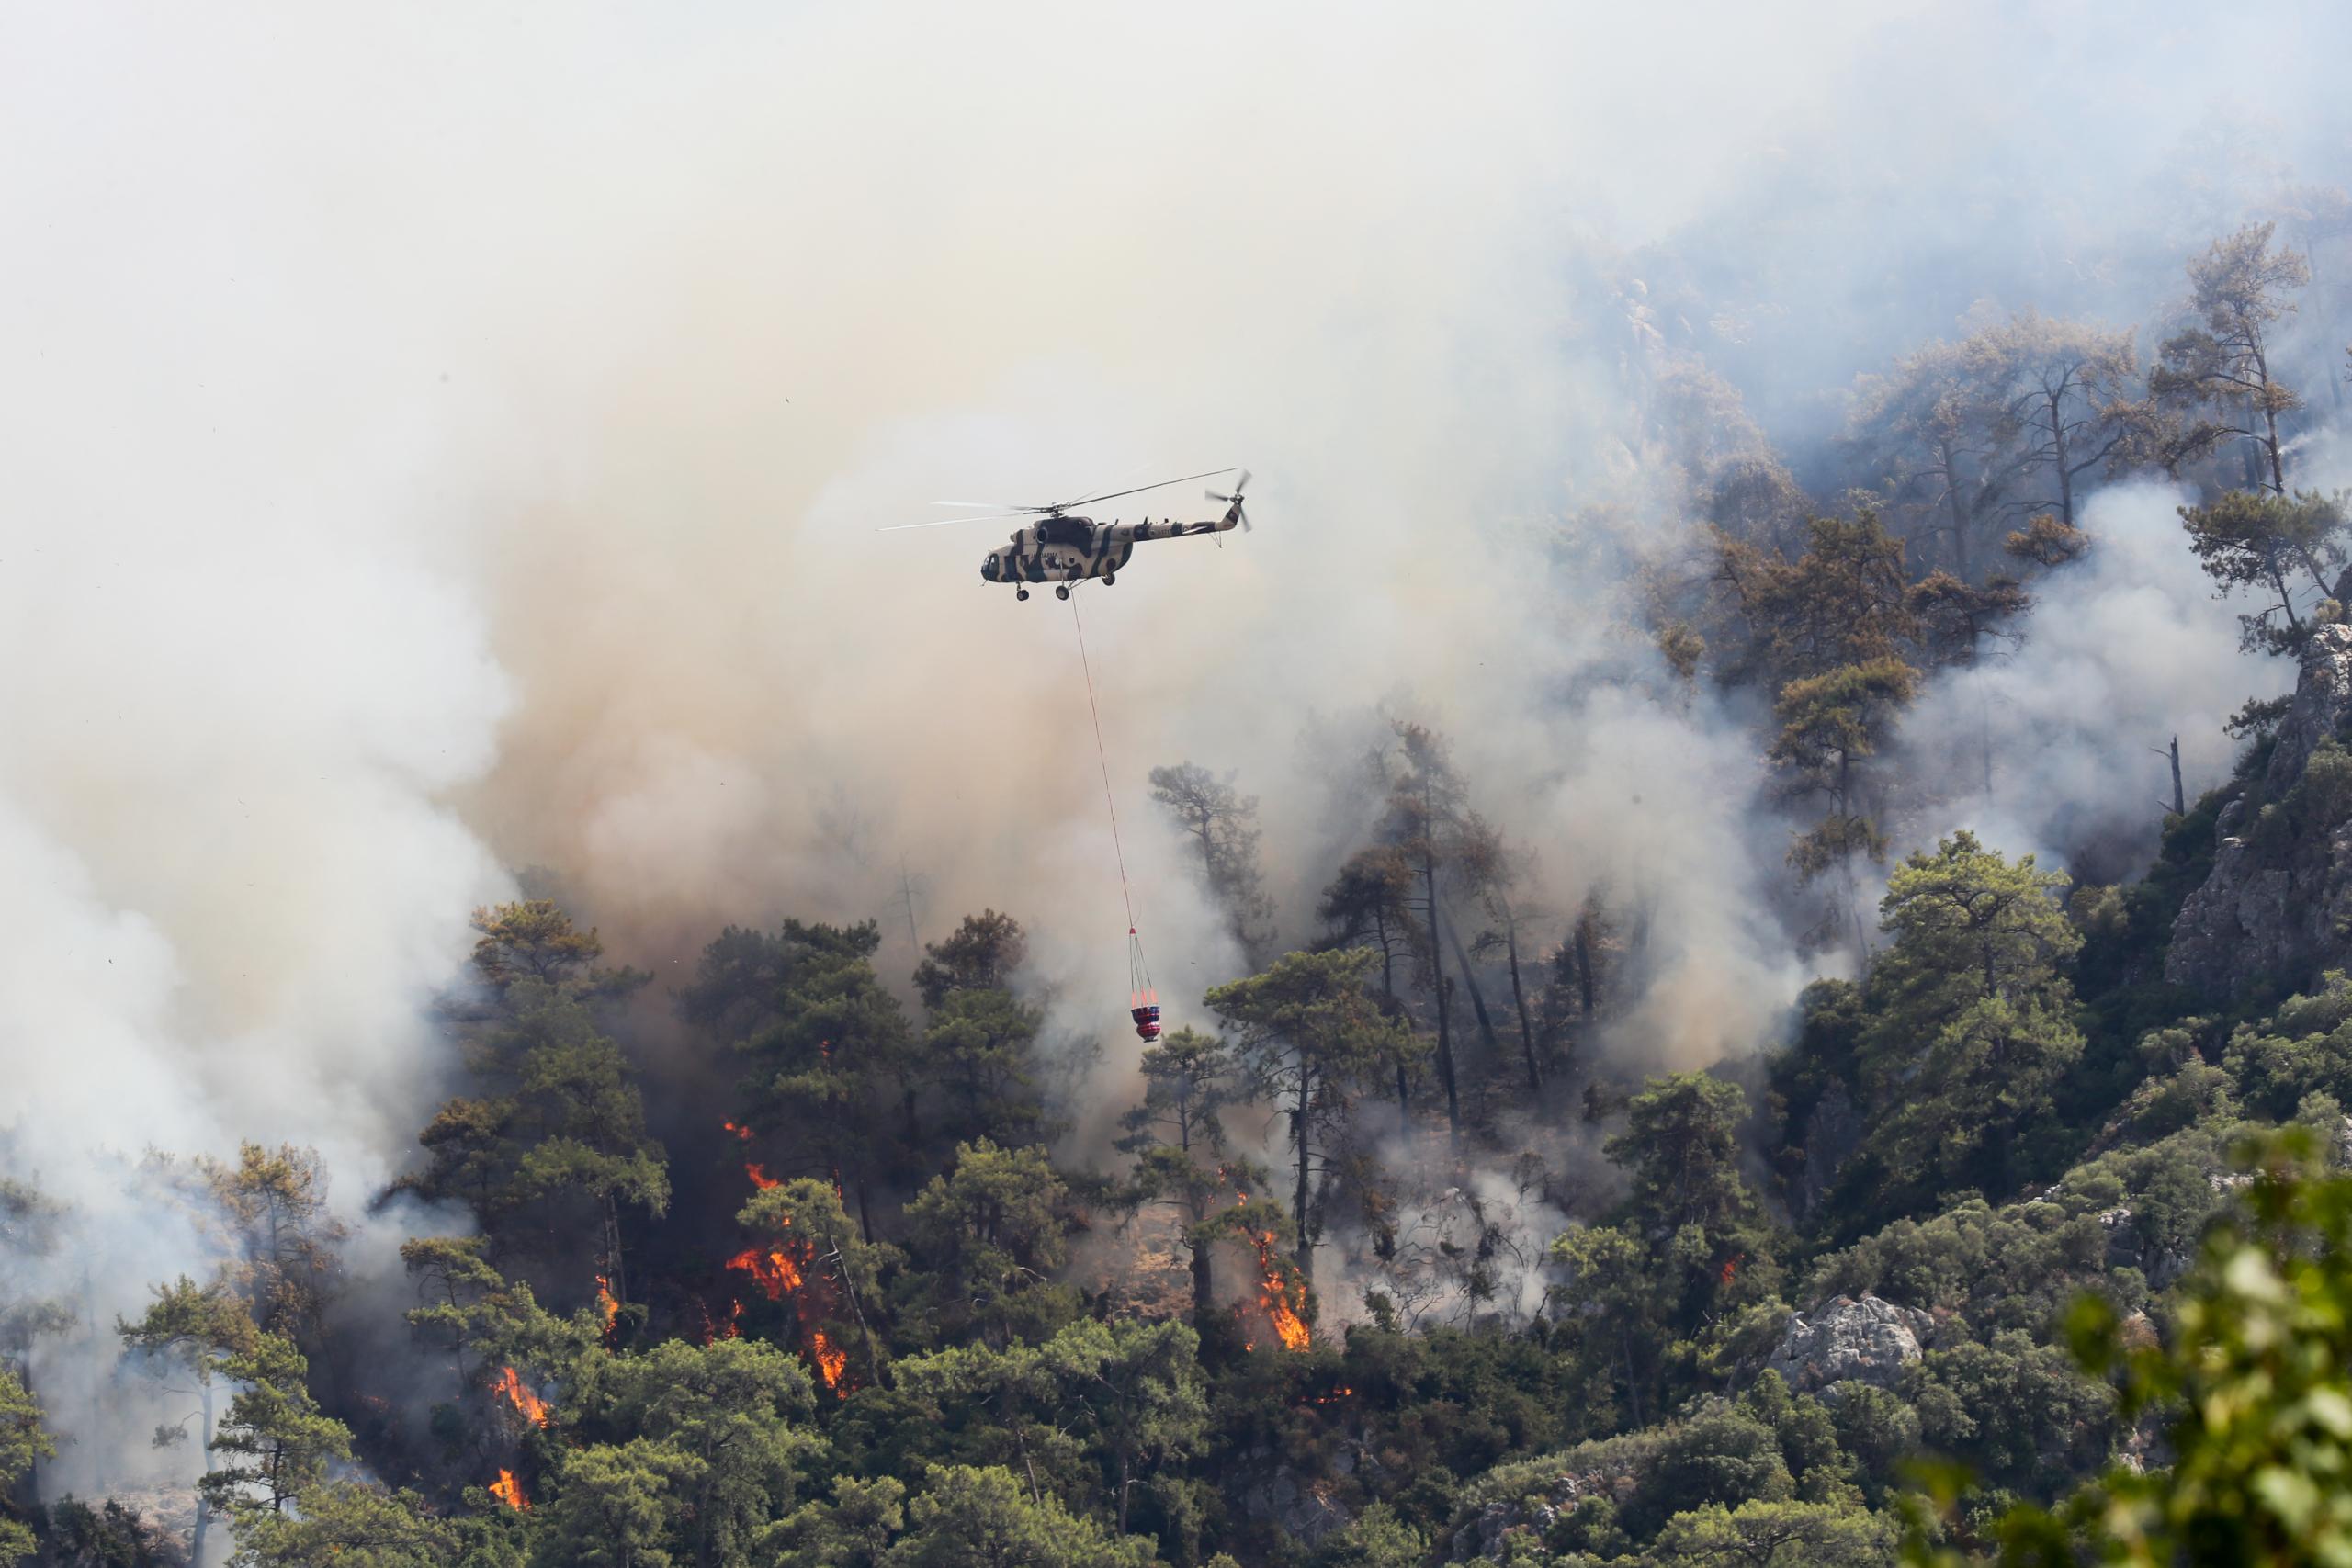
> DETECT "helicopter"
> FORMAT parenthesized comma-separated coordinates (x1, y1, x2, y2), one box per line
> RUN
(885, 467, 1251, 600)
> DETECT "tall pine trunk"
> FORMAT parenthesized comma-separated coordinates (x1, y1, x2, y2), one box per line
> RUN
(1293, 1062, 1315, 1281)
(1375, 910, 1408, 1118)
(2047, 387, 2075, 525)
(192, 1381, 214, 1566)
(1504, 917, 1540, 1093)
(1421, 777, 1460, 1138)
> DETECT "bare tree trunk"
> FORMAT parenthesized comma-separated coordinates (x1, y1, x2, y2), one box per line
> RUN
(1575, 919, 1597, 1019)
(2271, 562, 2305, 630)
(1980, 682, 1995, 800)
(1189, 1226, 1214, 1323)
(1374, 911, 1408, 1118)
(1424, 860, 1461, 1140)
(2049, 388, 2075, 525)
(1446, 919, 1506, 1083)
(2167, 736, 2186, 818)
(2305, 226, 2346, 419)
(1942, 435, 1972, 581)
(1503, 919, 1540, 1093)
(601, 1192, 627, 1309)
(2258, 344, 2287, 493)
(193, 1381, 214, 1566)
(1293, 1065, 1315, 1282)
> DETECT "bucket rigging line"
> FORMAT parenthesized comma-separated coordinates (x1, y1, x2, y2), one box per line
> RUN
(1069, 593, 1160, 1042)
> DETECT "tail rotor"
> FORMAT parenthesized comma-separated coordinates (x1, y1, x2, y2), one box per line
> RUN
(1206, 469, 1252, 532)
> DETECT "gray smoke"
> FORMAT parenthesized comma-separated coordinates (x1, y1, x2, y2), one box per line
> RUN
(1900, 483, 2298, 880)
(4, 0, 2351, 1508)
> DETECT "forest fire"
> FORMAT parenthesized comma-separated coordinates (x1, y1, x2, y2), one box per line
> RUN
(595, 1275, 619, 1337)
(490, 1470, 530, 1511)
(1252, 1230, 1312, 1352)
(810, 1327, 848, 1395)
(718, 1198, 851, 1392)
(699, 1298, 745, 1344)
(491, 1367, 551, 1427)
(727, 1240, 808, 1301)
(725, 1120, 779, 1190)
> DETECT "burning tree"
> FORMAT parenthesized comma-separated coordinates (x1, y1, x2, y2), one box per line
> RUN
(400, 1234, 541, 1393)
(689, 919, 917, 1240)
(1205, 946, 1412, 1290)
(732, 1176, 889, 1396)
(1244, 1224, 1312, 1352)
(489, 1469, 529, 1510)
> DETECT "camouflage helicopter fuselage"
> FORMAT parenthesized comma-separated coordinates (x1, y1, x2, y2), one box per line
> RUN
(978, 501, 1242, 596)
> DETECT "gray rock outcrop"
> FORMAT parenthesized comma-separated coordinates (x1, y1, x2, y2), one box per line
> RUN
(1761, 1293, 1933, 1393)
(1234, 1446, 1353, 1546)
(2169, 623, 2352, 996)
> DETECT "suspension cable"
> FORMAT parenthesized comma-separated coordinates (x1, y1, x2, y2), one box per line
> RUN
(1068, 592, 1136, 934)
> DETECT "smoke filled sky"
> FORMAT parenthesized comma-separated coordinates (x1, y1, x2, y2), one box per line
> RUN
(2, 0, 2349, 1235)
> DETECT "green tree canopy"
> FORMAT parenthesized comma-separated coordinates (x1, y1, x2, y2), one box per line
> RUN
(1206, 946, 1414, 1284)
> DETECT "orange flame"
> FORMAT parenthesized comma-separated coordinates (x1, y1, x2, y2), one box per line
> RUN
(1252, 1230, 1312, 1352)
(595, 1276, 619, 1337)
(491, 1469, 530, 1511)
(1719, 1253, 1742, 1287)
(727, 1243, 807, 1301)
(705, 1299, 743, 1343)
(810, 1327, 848, 1395)
(491, 1366, 550, 1427)
(723, 1121, 753, 1141)
(746, 1162, 779, 1191)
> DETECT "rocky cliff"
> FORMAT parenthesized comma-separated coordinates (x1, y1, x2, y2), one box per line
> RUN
(2168, 623, 2352, 997)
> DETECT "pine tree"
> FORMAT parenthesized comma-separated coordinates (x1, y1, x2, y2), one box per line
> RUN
(1205, 948, 1413, 1285)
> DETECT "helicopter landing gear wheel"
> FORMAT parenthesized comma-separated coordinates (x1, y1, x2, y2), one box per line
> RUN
(1055, 584, 1070, 601)
(1016, 587, 1030, 601)
(1102, 571, 1115, 586)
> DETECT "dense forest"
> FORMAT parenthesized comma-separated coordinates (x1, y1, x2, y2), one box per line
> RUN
(8, 184, 2352, 1565)
(16, 6, 2352, 1566)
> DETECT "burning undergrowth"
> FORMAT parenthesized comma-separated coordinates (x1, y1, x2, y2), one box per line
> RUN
(714, 1123, 858, 1398)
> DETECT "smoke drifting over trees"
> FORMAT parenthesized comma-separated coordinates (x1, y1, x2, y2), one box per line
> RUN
(6, 1, 2352, 1562)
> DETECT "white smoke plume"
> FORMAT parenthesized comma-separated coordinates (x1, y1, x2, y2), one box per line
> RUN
(1900, 483, 2298, 879)
(4, 0, 2351, 1516)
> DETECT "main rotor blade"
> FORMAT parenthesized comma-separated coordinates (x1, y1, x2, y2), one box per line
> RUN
(933, 500, 1022, 510)
(880, 513, 1024, 532)
(1070, 458, 1158, 506)
(1060, 467, 1237, 510)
